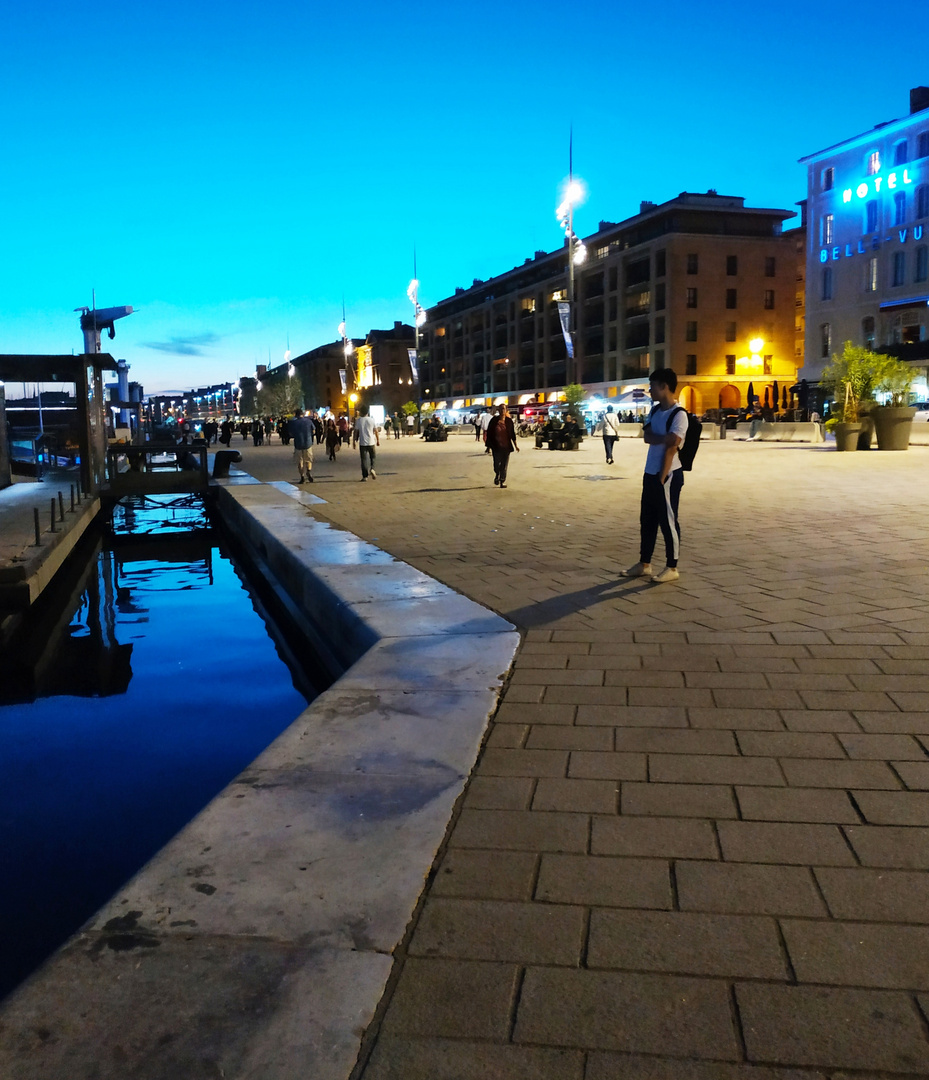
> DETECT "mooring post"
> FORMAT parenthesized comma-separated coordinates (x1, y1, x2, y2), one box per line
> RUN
(33, 508, 41, 546)
(50, 499, 58, 533)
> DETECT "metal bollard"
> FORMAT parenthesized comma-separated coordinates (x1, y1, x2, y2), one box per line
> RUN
(58, 492, 65, 522)
(34, 507, 41, 546)
(50, 499, 58, 533)
(70, 485, 76, 512)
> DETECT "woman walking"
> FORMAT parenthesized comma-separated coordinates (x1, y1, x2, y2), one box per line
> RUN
(325, 417, 341, 461)
(486, 402, 519, 488)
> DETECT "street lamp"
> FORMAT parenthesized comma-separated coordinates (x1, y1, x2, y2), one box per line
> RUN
(407, 277, 426, 386)
(556, 177, 587, 386)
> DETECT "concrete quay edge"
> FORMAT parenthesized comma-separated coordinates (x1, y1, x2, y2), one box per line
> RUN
(0, 478, 520, 1080)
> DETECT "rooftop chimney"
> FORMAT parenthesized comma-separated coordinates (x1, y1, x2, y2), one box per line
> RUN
(911, 86, 929, 114)
(639, 201, 657, 214)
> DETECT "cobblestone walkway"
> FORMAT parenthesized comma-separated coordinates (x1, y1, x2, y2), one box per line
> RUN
(245, 432, 929, 1078)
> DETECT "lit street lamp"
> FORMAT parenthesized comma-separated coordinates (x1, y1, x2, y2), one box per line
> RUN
(556, 176, 587, 386)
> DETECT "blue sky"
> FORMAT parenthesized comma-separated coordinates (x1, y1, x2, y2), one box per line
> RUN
(2, 0, 926, 392)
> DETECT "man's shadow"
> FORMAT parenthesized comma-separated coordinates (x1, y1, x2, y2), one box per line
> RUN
(504, 578, 654, 630)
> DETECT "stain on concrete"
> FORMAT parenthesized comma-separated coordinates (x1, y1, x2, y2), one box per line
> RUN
(90, 911, 161, 955)
(193, 883, 217, 896)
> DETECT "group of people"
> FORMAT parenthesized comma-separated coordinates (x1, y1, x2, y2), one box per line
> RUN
(288, 405, 381, 483)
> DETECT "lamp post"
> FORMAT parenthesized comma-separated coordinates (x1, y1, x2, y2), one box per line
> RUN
(556, 178, 587, 387)
(407, 276, 426, 388)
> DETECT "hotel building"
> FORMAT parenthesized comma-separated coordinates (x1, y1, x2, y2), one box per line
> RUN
(418, 191, 799, 415)
(800, 87, 929, 384)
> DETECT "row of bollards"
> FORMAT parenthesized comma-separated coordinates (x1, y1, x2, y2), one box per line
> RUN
(32, 480, 86, 547)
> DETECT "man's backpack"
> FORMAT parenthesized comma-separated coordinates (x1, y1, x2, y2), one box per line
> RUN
(668, 406, 702, 471)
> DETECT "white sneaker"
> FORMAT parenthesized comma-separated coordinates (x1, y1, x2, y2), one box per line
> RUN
(370, 469, 376, 479)
(621, 562, 652, 578)
(652, 566, 680, 584)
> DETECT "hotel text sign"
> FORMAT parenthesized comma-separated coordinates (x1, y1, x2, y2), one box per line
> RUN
(821, 165, 925, 262)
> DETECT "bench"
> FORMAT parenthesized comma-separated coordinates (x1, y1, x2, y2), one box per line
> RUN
(737, 422, 824, 443)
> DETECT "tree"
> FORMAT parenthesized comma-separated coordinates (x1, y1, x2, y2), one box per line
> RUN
(563, 382, 586, 419)
(401, 401, 420, 416)
(819, 342, 877, 422)
(257, 377, 304, 417)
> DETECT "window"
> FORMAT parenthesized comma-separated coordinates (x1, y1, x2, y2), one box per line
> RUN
(866, 200, 879, 233)
(764, 289, 775, 309)
(726, 289, 737, 309)
(725, 355, 736, 375)
(685, 354, 697, 376)
(917, 186, 929, 219)
(894, 140, 909, 165)
(867, 150, 881, 175)
(894, 191, 907, 226)
(608, 296, 618, 321)
(654, 317, 665, 344)
(686, 287, 698, 308)
(551, 289, 566, 302)
(608, 266, 618, 290)
(820, 215, 834, 245)
(655, 249, 666, 276)
(862, 316, 875, 349)
(821, 167, 834, 191)
(821, 322, 832, 358)
(867, 256, 878, 292)
(920, 132, 929, 159)
(520, 297, 536, 313)
(893, 251, 906, 287)
(726, 255, 738, 276)
(725, 321, 737, 342)
(686, 253, 698, 274)
(763, 356, 773, 375)
(917, 247, 929, 283)
(655, 282, 666, 310)
(685, 320, 698, 341)
(821, 268, 833, 300)
(764, 256, 776, 277)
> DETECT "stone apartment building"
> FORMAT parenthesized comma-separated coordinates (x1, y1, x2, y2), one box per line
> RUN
(418, 191, 799, 415)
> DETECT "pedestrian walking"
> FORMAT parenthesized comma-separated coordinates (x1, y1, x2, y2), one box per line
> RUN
(393, 412, 402, 439)
(601, 404, 621, 464)
(620, 368, 688, 584)
(289, 409, 315, 483)
(353, 404, 380, 480)
(325, 417, 341, 461)
(406, 412, 415, 436)
(480, 407, 494, 453)
(486, 403, 519, 488)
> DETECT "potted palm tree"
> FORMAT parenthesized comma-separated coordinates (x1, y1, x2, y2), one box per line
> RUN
(871, 353, 917, 450)
(820, 342, 875, 452)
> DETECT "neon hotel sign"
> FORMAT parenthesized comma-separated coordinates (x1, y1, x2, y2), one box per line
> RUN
(820, 166, 924, 262)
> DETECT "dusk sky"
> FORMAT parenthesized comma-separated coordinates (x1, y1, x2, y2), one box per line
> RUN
(2, 0, 926, 393)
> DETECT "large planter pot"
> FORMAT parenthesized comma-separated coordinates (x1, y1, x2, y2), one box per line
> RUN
(857, 414, 875, 449)
(833, 422, 862, 451)
(873, 406, 916, 450)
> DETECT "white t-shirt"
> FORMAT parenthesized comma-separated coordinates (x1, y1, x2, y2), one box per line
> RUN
(644, 405, 688, 475)
(354, 415, 379, 446)
(479, 411, 493, 431)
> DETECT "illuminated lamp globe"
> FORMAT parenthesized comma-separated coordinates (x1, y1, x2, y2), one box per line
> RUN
(748, 337, 764, 354)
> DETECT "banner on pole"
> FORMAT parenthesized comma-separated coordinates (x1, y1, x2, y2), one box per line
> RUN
(557, 302, 574, 359)
(408, 348, 419, 383)
(339, 368, 347, 394)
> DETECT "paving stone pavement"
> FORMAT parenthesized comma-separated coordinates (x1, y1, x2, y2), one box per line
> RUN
(235, 431, 929, 1077)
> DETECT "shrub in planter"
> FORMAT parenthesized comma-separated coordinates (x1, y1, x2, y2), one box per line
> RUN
(872, 354, 917, 450)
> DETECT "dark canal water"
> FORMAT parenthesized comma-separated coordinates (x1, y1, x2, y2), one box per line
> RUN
(0, 496, 318, 1000)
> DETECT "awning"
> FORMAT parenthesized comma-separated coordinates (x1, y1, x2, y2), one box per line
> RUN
(879, 295, 929, 311)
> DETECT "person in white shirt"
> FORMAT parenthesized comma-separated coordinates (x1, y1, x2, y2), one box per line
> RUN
(601, 405, 622, 464)
(479, 408, 494, 453)
(620, 368, 689, 584)
(352, 405, 380, 480)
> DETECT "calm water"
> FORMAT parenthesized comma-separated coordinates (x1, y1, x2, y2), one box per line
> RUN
(0, 501, 316, 999)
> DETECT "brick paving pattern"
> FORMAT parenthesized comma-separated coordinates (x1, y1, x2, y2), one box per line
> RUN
(240, 432, 929, 1077)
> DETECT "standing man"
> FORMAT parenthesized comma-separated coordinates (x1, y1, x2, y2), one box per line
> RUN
(620, 368, 688, 583)
(480, 406, 495, 453)
(486, 403, 519, 487)
(289, 409, 315, 483)
(601, 404, 622, 464)
(353, 404, 380, 481)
